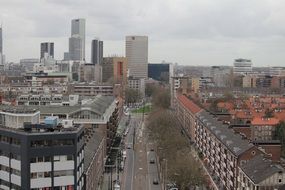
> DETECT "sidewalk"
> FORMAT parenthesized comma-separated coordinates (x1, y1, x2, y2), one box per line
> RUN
(100, 170, 123, 190)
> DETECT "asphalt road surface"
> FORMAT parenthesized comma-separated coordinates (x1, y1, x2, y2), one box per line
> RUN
(123, 119, 135, 190)
(122, 114, 162, 190)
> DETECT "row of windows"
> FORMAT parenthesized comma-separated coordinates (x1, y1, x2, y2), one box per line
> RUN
(0, 151, 21, 160)
(31, 139, 74, 147)
(0, 179, 21, 190)
(31, 186, 74, 190)
(31, 155, 74, 163)
(0, 164, 21, 175)
(0, 135, 21, 146)
(30, 170, 74, 179)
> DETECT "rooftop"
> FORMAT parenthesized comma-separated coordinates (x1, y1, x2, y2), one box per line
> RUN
(178, 95, 202, 114)
(84, 132, 104, 172)
(198, 110, 254, 157)
(251, 117, 279, 126)
(241, 155, 284, 184)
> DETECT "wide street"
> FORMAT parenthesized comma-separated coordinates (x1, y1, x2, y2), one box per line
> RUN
(122, 114, 162, 190)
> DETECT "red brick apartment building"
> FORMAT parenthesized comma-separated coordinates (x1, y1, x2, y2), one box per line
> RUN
(175, 94, 285, 190)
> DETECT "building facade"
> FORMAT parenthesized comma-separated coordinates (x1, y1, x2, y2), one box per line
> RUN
(233, 59, 253, 76)
(40, 42, 54, 59)
(126, 36, 148, 79)
(68, 83, 114, 96)
(71, 18, 85, 61)
(0, 118, 85, 190)
(148, 62, 170, 82)
(69, 35, 83, 61)
(91, 39, 103, 65)
(174, 94, 285, 190)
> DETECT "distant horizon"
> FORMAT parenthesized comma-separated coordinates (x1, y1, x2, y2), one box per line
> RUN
(1, 0, 285, 66)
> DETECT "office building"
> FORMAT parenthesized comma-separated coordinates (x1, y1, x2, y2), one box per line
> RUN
(102, 58, 113, 83)
(70, 19, 85, 61)
(91, 39, 103, 65)
(69, 35, 83, 61)
(128, 77, 145, 97)
(113, 57, 128, 85)
(0, 110, 85, 190)
(148, 62, 170, 82)
(126, 36, 148, 78)
(233, 58, 252, 75)
(40, 42, 54, 59)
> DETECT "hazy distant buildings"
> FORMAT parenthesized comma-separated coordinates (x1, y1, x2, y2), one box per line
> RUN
(20, 58, 40, 72)
(91, 39, 103, 65)
(270, 67, 285, 76)
(69, 19, 85, 61)
(40, 42, 54, 59)
(210, 66, 232, 87)
(233, 58, 252, 75)
(126, 36, 148, 79)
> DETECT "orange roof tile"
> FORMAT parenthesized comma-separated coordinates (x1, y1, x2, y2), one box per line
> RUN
(217, 102, 234, 110)
(177, 95, 202, 114)
(251, 117, 279, 126)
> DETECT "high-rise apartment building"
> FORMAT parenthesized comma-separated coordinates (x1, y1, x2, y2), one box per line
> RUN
(126, 36, 148, 78)
(69, 19, 85, 61)
(40, 42, 54, 59)
(91, 39, 103, 65)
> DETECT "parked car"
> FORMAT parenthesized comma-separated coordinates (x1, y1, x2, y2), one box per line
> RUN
(153, 178, 159, 185)
(149, 158, 155, 164)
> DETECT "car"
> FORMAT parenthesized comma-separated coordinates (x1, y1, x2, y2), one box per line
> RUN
(127, 144, 132, 149)
(149, 158, 155, 164)
(150, 148, 154, 151)
(153, 178, 159, 185)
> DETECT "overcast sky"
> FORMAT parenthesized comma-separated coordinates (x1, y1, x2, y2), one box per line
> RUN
(1, 0, 285, 66)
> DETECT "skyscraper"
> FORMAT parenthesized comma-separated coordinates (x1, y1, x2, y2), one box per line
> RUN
(91, 39, 103, 64)
(40, 42, 54, 59)
(126, 36, 148, 78)
(70, 18, 85, 61)
(69, 35, 83, 61)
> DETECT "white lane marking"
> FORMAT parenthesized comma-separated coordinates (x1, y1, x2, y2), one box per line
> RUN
(147, 151, 151, 190)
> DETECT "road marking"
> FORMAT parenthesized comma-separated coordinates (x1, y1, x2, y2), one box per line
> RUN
(139, 167, 143, 170)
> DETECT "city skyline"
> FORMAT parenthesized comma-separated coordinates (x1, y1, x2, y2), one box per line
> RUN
(1, 0, 285, 66)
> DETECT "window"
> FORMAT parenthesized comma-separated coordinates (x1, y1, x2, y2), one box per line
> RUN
(53, 156, 60, 162)
(54, 170, 74, 177)
(279, 179, 282, 183)
(67, 155, 74, 161)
